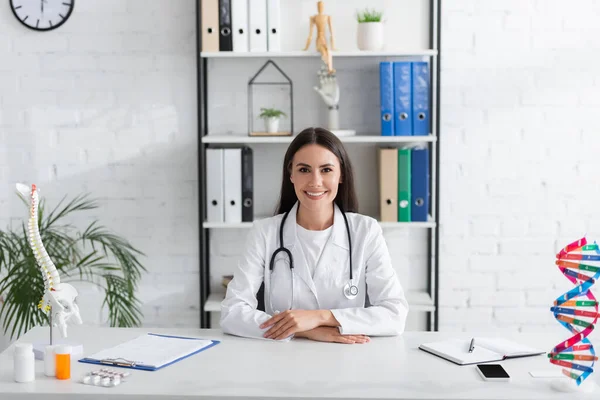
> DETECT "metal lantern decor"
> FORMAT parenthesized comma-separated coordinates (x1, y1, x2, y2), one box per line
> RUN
(248, 60, 293, 136)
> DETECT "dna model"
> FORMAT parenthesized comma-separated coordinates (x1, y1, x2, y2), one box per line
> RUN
(550, 237, 598, 386)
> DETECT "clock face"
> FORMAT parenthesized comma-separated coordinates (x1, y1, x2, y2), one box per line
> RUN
(10, 0, 75, 31)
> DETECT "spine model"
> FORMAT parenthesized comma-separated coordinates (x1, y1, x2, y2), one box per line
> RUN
(21, 184, 61, 313)
(16, 183, 83, 338)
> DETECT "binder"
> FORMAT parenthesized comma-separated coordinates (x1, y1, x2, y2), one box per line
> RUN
(224, 148, 242, 223)
(393, 62, 412, 136)
(79, 333, 220, 371)
(231, 0, 249, 52)
(411, 147, 429, 222)
(241, 146, 254, 222)
(201, 0, 220, 52)
(379, 62, 394, 136)
(397, 148, 411, 222)
(249, 0, 267, 52)
(378, 148, 398, 222)
(206, 148, 224, 222)
(412, 61, 430, 136)
(266, 0, 281, 52)
(218, 0, 233, 51)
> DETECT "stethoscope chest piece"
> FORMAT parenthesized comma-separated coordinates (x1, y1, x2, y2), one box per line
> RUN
(343, 281, 359, 300)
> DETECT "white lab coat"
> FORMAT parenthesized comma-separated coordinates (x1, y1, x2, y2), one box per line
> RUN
(220, 202, 409, 340)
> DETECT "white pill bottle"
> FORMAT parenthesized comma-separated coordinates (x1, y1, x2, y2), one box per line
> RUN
(14, 343, 35, 383)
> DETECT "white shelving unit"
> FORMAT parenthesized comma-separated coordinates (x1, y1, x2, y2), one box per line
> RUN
(201, 50, 438, 58)
(203, 220, 436, 229)
(201, 135, 437, 144)
(204, 291, 435, 313)
(197, 0, 441, 331)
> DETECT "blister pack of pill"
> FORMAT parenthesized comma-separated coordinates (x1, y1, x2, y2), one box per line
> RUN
(80, 368, 130, 387)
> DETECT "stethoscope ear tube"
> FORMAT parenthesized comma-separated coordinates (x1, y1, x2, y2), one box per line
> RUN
(340, 211, 353, 281)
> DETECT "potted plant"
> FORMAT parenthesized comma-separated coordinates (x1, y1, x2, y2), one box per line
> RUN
(356, 9, 384, 51)
(0, 191, 146, 340)
(259, 107, 287, 134)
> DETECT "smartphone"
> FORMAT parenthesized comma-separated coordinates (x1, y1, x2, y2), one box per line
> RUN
(476, 364, 510, 382)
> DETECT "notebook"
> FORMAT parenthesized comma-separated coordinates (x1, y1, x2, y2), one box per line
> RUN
(79, 333, 220, 371)
(418, 337, 545, 366)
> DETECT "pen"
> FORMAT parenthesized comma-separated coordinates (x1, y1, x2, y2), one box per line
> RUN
(468, 338, 475, 353)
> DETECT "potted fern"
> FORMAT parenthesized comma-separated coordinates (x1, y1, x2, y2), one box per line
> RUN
(0, 190, 146, 341)
(356, 9, 385, 51)
(259, 107, 287, 134)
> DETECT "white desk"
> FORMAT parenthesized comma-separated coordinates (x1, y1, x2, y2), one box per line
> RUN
(0, 326, 597, 399)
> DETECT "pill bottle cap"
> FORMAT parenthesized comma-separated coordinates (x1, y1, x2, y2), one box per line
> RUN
(14, 343, 33, 356)
(54, 345, 72, 355)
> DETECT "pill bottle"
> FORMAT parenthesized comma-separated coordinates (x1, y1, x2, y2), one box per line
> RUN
(55, 345, 72, 380)
(13, 343, 35, 383)
(44, 345, 56, 377)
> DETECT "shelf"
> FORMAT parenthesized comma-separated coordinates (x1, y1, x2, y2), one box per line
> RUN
(202, 135, 436, 144)
(203, 220, 436, 229)
(201, 50, 438, 58)
(205, 291, 434, 313)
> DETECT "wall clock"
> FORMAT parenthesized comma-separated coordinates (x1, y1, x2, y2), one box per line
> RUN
(10, 0, 75, 31)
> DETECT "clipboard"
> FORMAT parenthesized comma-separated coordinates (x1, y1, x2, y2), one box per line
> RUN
(78, 333, 220, 371)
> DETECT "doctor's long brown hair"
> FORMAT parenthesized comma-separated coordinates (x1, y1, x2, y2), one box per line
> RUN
(275, 127, 358, 215)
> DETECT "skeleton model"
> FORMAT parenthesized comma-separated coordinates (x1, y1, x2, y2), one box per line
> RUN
(16, 183, 82, 339)
(313, 66, 356, 136)
(314, 65, 340, 130)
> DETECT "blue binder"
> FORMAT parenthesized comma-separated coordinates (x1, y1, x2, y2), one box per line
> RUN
(78, 333, 221, 371)
(411, 61, 430, 136)
(393, 62, 412, 136)
(411, 147, 429, 222)
(379, 62, 394, 136)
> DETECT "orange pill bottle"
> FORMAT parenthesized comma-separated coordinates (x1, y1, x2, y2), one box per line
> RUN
(54, 345, 72, 380)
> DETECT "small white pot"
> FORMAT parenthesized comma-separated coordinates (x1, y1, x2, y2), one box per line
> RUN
(357, 22, 384, 51)
(265, 117, 279, 133)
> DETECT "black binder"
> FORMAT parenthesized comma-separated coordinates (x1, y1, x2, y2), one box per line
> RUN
(219, 0, 233, 51)
(241, 146, 253, 222)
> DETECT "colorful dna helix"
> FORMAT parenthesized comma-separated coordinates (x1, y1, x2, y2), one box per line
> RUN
(550, 237, 599, 386)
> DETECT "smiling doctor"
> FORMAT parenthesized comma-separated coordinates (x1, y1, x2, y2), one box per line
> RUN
(220, 127, 409, 343)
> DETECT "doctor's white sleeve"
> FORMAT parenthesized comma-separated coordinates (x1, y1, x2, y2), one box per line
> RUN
(220, 223, 290, 341)
(330, 221, 409, 336)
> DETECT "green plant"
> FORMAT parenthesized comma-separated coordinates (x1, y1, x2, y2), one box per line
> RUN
(0, 191, 146, 340)
(356, 8, 383, 23)
(259, 107, 287, 119)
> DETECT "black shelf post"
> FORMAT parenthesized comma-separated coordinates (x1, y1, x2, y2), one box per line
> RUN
(427, 0, 441, 332)
(197, 0, 210, 328)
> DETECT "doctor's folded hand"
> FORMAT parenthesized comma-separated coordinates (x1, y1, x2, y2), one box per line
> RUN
(296, 327, 370, 344)
(220, 128, 410, 343)
(260, 309, 338, 340)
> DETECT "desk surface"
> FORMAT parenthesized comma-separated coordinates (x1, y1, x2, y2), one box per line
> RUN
(0, 326, 597, 400)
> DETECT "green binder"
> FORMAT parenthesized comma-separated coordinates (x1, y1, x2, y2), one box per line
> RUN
(397, 148, 411, 222)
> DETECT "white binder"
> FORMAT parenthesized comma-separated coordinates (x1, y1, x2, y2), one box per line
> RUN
(206, 148, 224, 223)
(249, 0, 267, 52)
(223, 148, 242, 223)
(266, 0, 280, 52)
(231, 0, 248, 52)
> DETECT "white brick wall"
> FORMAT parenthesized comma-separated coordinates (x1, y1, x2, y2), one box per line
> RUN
(1, 0, 594, 349)
(440, 0, 600, 333)
(0, 0, 198, 349)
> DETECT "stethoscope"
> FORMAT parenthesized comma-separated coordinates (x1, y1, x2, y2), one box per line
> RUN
(268, 208, 358, 311)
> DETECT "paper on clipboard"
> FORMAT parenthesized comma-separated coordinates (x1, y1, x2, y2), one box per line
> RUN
(80, 333, 218, 370)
